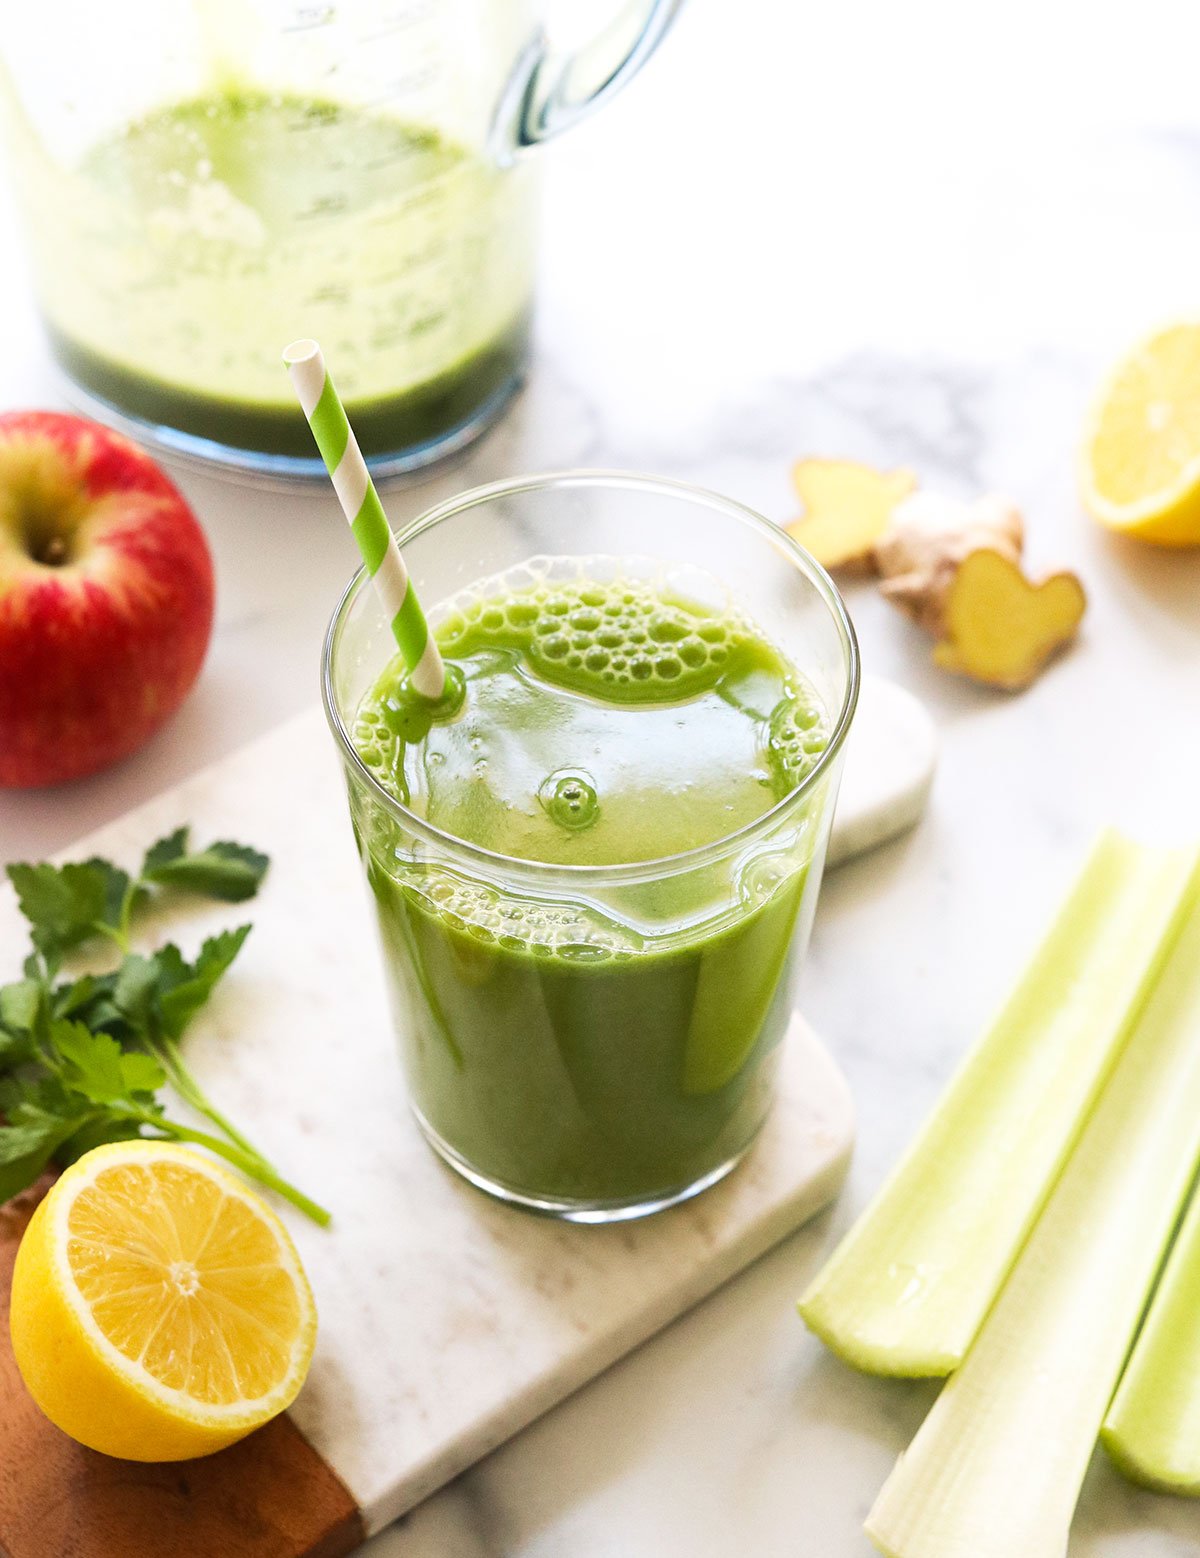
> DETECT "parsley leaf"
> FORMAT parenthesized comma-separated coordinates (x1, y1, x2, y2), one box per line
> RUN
(53, 1021, 165, 1107)
(9, 830, 268, 961)
(142, 830, 268, 902)
(157, 928, 252, 1040)
(141, 827, 191, 877)
(0, 1027, 35, 1071)
(0, 978, 42, 1035)
(0, 980, 40, 1073)
(107, 928, 250, 1044)
(0, 1091, 91, 1201)
(52, 972, 117, 1024)
(86, 857, 134, 932)
(111, 954, 160, 1034)
(119, 1051, 168, 1096)
(6, 861, 117, 960)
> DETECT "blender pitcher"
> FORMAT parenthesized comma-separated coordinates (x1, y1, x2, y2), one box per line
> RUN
(0, 0, 680, 479)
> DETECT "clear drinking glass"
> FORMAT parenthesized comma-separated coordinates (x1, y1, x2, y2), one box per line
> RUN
(323, 472, 859, 1221)
(0, 1, 680, 480)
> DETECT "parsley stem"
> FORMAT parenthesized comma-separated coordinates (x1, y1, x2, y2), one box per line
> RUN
(145, 1116, 331, 1227)
(151, 1038, 267, 1166)
(119, 879, 139, 947)
(93, 923, 131, 956)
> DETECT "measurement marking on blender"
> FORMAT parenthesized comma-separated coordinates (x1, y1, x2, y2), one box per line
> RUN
(362, 69, 439, 106)
(282, 5, 335, 32)
(296, 195, 350, 221)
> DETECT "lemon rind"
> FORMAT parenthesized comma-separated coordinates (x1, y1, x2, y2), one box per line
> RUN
(1081, 452, 1200, 530)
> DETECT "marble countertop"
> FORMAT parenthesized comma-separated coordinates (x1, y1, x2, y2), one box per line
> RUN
(3, 1, 1200, 1553)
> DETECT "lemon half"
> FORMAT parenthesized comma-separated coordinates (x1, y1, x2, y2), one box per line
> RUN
(10, 1141, 317, 1461)
(1081, 320, 1200, 546)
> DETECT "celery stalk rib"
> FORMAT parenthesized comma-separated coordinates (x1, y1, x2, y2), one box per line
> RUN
(799, 832, 1199, 1376)
(865, 878, 1200, 1558)
(1102, 1178, 1200, 1494)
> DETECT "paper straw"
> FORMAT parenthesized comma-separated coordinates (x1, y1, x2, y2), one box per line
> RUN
(283, 338, 445, 700)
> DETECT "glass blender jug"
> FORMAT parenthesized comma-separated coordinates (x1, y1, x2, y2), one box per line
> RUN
(0, 0, 680, 479)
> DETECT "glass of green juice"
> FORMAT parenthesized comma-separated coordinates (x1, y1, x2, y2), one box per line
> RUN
(323, 472, 858, 1221)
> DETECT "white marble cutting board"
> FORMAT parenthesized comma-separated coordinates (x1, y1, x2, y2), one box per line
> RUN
(0, 682, 931, 1537)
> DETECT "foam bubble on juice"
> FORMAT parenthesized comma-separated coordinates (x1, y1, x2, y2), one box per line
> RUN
(437, 577, 736, 700)
(350, 561, 831, 948)
(357, 566, 829, 793)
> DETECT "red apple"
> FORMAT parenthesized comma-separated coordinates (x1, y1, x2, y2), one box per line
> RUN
(0, 412, 214, 787)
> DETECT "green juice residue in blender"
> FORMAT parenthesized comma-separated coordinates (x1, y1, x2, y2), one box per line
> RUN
(16, 92, 535, 457)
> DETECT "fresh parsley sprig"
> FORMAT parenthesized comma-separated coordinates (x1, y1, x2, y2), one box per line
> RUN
(1, 828, 329, 1226)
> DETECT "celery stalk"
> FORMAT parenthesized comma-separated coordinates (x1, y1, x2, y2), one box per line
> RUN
(865, 881, 1200, 1558)
(800, 832, 1199, 1376)
(1102, 1180, 1200, 1494)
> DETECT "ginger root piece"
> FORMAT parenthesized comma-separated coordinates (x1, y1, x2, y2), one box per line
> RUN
(875, 492, 1086, 690)
(786, 458, 917, 569)
(933, 550, 1088, 690)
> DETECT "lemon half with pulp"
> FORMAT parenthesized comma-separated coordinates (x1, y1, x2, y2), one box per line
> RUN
(1082, 320, 1200, 546)
(10, 1140, 317, 1461)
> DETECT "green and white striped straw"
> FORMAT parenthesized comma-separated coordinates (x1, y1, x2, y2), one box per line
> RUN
(283, 338, 445, 700)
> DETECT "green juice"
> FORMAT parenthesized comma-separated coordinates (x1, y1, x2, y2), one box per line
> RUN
(12, 93, 535, 459)
(350, 571, 832, 1210)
